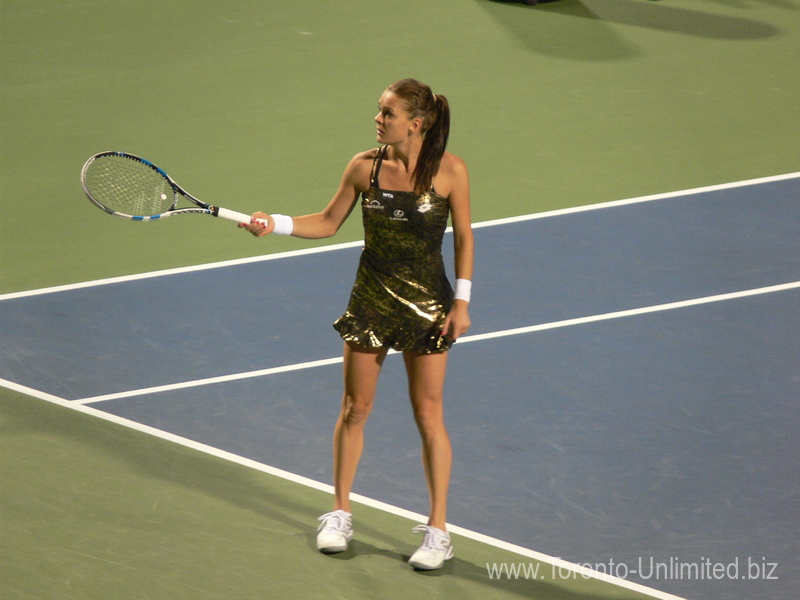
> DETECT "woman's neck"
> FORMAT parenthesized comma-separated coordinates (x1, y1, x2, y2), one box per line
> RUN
(388, 138, 423, 174)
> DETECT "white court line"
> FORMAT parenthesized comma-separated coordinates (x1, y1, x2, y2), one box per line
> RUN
(0, 376, 688, 600)
(73, 280, 800, 405)
(456, 281, 800, 344)
(75, 357, 346, 405)
(1, 171, 797, 302)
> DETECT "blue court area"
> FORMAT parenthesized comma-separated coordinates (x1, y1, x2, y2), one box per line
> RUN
(1, 176, 798, 600)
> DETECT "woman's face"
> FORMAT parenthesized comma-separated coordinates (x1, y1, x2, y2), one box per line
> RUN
(374, 90, 415, 145)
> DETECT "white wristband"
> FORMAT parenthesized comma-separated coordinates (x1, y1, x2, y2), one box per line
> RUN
(270, 214, 293, 236)
(454, 278, 472, 302)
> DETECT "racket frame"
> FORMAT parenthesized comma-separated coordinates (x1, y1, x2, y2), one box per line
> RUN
(80, 151, 252, 223)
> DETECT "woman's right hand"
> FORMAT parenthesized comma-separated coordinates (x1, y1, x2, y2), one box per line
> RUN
(238, 211, 274, 237)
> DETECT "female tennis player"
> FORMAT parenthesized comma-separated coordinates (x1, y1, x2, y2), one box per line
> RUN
(240, 78, 473, 571)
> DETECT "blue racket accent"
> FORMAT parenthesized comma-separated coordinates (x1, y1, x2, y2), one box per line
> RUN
(139, 157, 169, 179)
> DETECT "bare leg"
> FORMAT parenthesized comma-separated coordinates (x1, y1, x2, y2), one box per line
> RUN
(403, 350, 452, 531)
(332, 341, 387, 513)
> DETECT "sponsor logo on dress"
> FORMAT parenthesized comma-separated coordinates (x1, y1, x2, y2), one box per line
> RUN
(382, 192, 395, 200)
(418, 193, 433, 214)
(365, 199, 384, 210)
(390, 209, 408, 222)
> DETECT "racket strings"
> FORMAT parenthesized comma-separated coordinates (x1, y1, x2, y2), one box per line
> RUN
(84, 155, 175, 216)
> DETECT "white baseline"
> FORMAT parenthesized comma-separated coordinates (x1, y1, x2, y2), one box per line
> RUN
(1, 171, 797, 302)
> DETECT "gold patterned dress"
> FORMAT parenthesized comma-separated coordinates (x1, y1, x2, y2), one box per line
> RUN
(333, 146, 455, 354)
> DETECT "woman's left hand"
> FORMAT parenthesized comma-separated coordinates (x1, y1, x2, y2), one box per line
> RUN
(442, 301, 471, 341)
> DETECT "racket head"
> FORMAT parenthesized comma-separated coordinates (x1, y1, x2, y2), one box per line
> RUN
(81, 152, 179, 220)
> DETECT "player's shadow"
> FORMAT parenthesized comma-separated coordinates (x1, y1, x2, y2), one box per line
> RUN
(314, 537, 627, 600)
(481, 0, 780, 60)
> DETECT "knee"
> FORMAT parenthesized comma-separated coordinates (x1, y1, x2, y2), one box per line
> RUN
(340, 394, 373, 426)
(411, 396, 445, 434)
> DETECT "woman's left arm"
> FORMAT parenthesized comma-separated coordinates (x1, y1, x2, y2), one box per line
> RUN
(442, 154, 474, 341)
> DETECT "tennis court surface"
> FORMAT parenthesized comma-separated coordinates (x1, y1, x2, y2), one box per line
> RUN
(2, 2, 798, 599)
(3, 175, 798, 600)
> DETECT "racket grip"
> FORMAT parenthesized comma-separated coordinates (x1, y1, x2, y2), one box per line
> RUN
(214, 206, 253, 224)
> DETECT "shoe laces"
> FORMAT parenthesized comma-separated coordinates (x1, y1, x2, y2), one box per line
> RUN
(412, 525, 450, 551)
(318, 510, 351, 533)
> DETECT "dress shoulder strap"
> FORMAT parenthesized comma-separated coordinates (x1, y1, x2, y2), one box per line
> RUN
(370, 145, 388, 189)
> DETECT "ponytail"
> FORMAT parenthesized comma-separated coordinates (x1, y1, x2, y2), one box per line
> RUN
(415, 94, 449, 196)
(386, 79, 450, 196)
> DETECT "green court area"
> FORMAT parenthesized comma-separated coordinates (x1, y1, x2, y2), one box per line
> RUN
(1, 389, 668, 600)
(2, 0, 798, 293)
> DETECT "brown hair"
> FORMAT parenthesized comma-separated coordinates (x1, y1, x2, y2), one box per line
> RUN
(387, 78, 450, 196)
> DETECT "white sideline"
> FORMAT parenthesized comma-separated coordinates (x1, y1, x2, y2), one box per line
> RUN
(72, 280, 800, 405)
(0, 377, 688, 600)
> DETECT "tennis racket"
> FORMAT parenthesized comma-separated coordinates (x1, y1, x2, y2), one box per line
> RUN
(81, 151, 259, 224)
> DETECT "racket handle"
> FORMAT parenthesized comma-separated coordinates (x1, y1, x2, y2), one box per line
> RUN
(213, 206, 253, 224)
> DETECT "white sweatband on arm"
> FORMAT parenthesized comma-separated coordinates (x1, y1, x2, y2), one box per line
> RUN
(270, 214, 293, 236)
(454, 278, 472, 302)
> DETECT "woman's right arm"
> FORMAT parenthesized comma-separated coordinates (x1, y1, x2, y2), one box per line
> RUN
(240, 152, 371, 239)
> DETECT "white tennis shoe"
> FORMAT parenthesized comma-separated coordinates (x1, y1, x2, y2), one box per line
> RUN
(408, 525, 454, 570)
(316, 510, 353, 553)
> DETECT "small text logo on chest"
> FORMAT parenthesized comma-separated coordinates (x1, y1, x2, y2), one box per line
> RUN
(390, 209, 408, 222)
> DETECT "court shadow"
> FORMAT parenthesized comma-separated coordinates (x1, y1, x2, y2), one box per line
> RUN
(0, 390, 326, 536)
(702, 0, 796, 8)
(312, 536, 636, 600)
(479, 0, 640, 60)
(481, 0, 779, 60)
